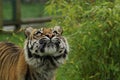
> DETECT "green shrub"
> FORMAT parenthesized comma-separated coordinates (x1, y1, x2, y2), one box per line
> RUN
(0, 32, 25, 47)
(45, 0, 120, 80)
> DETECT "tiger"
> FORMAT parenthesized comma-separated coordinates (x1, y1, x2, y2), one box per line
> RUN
(0, 26, 69, 80)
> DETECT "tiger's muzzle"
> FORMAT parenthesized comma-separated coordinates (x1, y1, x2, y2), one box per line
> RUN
(39, 37, 60, 55)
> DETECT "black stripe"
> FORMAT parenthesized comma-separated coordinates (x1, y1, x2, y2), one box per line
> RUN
(33, 54, 41, 58)
(27, 41, 33, 58)
(55, 43, 60, 52)
(5, 42, 15, 46)
(32, 73, 37, 80)
(63, 49, 67, 58)
(54, 49, 68, 60)
(51, 57, 57, 67)
(44, 56, 57, 67)
(25, 66, 31, 80)
(40, 43, 46, 53)
(27, 46, 33, 58)
(30, 42, 36, 50)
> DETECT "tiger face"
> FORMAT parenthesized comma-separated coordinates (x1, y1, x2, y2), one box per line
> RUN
(24, 26, 69, 67)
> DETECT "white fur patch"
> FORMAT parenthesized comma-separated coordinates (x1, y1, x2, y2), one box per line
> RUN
(44, 46, 56, 55)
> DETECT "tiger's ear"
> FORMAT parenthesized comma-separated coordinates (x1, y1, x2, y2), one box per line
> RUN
(54, 26, 63, 35)
(25, 27, 33, 38)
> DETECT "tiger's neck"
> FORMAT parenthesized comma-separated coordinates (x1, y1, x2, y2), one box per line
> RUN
(25, 66, 56, 80)
(21, 42, 67, 80)
(17, 49, 57, 80)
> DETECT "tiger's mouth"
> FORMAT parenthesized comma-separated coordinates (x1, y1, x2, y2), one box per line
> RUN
(39, 38, 60, 55)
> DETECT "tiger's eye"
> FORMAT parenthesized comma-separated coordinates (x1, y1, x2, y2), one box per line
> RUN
(53, 31, 58, 34)
(35, 31, 41, 35)
(35, 31, 43, 36)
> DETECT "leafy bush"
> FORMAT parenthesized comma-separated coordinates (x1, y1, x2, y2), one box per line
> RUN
(45, 0, 120, 80)
(0, 32, 25, 47)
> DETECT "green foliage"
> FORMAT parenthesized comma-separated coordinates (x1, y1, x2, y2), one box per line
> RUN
(0, 32, 25, 47)
(45, 0, 120, 80)
(3, 2, 45, 20)
(21, 3, 45, 18)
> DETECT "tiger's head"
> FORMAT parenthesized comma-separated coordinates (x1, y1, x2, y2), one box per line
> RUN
(24, 26, 69, 63)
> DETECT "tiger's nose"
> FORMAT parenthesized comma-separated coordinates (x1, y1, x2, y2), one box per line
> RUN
(46, 34, 55, 39)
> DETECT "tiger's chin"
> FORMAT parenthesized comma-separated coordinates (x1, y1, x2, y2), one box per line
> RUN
(37, 48, 57, 56)
(44, 47, 57, 55)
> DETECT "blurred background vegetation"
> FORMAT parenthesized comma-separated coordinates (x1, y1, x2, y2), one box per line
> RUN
(1, 0, 120, 80)
(3, 0, 47, 20)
